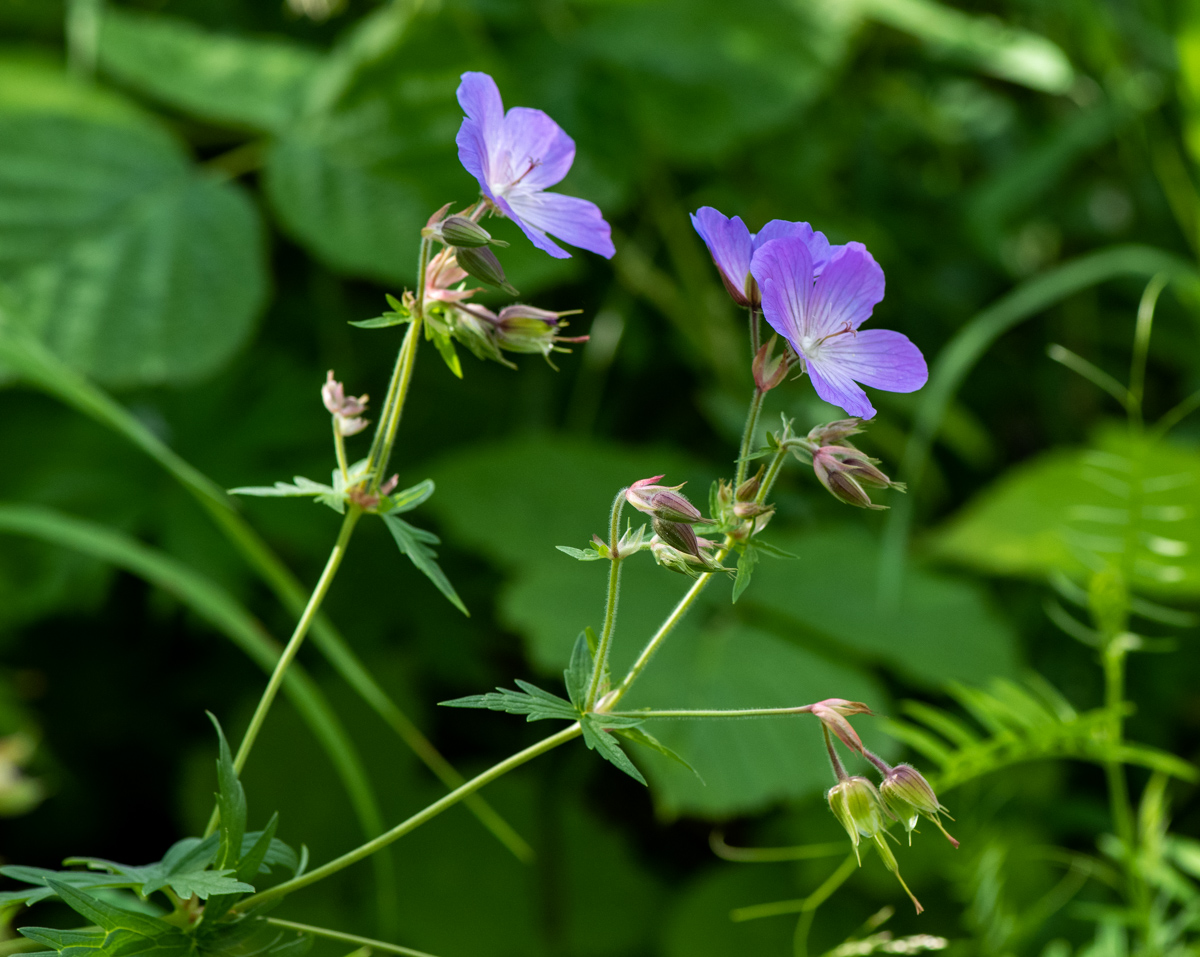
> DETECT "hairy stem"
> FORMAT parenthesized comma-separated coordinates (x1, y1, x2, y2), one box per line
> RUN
(333, 418, 350, 483)
(749, 305, 761, 355)
(736, 388, 766, 487)
(585, 490, 626, 709)
(264, 919, 442, 957)
(823, 726, 848, 782)
(608, 705, 815, 719)
(235, 724, 582, 909)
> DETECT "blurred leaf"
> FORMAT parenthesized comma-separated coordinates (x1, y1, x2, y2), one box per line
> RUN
(98, 9, 320, 133)
(861, 0, 1074, 93)
(929, 426, 1200, 597)
(748, 526, 1021, 685)
(0, 61, 266, 387)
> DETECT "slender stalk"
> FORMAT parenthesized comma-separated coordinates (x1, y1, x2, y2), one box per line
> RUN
(235, 724, 582, 910)
(758, 445, 789, 504)
(749, 305, 761, 355)
(608, 705, 814, 719)
(333, 418, 350, 483)
(585, 491, 626, 709)
(730, 853, 860, 922)
(735, 388, 766, 487)
(1151, 386, 1200, 440)
(823, 726, 848, 782)
(264, 919, 443, 957)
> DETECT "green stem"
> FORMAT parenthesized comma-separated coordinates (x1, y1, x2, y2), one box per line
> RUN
(1129, 273, 1168, 433)
(206, 507, 362, 836)
(735, 389, 766, 487)
(608, 705, 814, 719)
(730, 853, 860, 922)
(757, 446, 789, 505)
(823, 725, 848, 782)
(235, 724, 582, 910)
(264, 919, 442, 957)
(333, 418, 350, 483)
(749, 305, 761, 355)
(1103, 641, 1135, 846)
(585, 491, 626, 709)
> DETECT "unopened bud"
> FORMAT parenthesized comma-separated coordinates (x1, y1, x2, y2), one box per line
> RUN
(652, 517, 701, 559)
(626, 476, 704, 524)
(322, 371, 370, 436)
(810, 698, 871, 755)
(441, 215, 508, 249)
(456, 246, 518, 296)
(880, 764, 958, 848)
(494, 305, 585, 356)
(812, 446, 905, 510)
(807, 419, 864, 446)
(752, 336, 789, 392)
(736, 466, 763, 503)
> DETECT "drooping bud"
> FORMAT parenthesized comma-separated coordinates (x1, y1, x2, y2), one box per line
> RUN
(810, 698, 872, 756)
(880, 764, 958, 848)
(752, 335, 789, 392)
(455, 246, 518, 296)
(322, 371, 370, 436)
(812, 446, 905, 510)
(494, 305, 587, 357)
(806, 419, 865, 447)
(827, 777, 924, 915)
(626, 477, 705, 524)
(440, 215, 509, 249)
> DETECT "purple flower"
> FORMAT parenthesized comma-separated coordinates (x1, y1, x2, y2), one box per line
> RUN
(750, 236, 927, 419)
(456, 72, 614, 261)
(690, 207, 831, 307)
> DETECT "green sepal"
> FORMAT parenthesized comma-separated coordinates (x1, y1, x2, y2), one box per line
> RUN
(440, 681, 578, 722)
(207, 713, 246, 872)
(614, 726, 703, 781)
(580, 716, 646, 785)
(732, 544, 759, 603)
(564, 632, 593, 709)
(381, 514, 468, 616)
(555, 545, 605, 561)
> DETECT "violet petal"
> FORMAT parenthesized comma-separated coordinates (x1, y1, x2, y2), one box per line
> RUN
(507, 190, 615, 259)
(751, 236, 814, 342)
(497, 106, 576, 191)
(807, 242, 885, 336)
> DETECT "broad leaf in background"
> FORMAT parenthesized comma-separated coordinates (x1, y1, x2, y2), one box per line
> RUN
(929, 426, 1200, 597)
(0, 60, 266, 388)
(745, 527, 1020, 685)
(98, 9, 320, 134)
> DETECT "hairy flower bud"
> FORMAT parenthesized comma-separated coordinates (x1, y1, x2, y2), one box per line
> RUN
(494, 305, 587, 357)
(455, 246, 518, 296)
(752, 336, 789, 392)
(652, 517, 701, 559)
(810, 698, 872, 755)
(880, 764, 958, 848)
(806, 419, 865, 447)
(443, 215, 508, 248)
(812, 446, 905, 510)
(626, 477, 705, 524)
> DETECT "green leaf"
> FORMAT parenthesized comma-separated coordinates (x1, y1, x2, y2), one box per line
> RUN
(564, 632, 593, 710)
(381, 513, 468, 616)
(97, 8, 320, 134)
(381, 478, 434, 515)
(348, 314, 410, 329)
(0, 62, 266, 388)
(62, 846, 252, 902)
(581, 717, 647, 785)
(429, 325, 464, 379)
(731, 545, 758, 603)
(202, 815, 277, 923)
(930, 426, 1200, 597)
(439, 681, 578, 723)
(0, 867, 134, 907)
(750, 540, 797, 560)
(614, 726, 701, 781)
(207, 714, 247, 872)
(228, 477, 337, 500)
(43, 879, 171, 937)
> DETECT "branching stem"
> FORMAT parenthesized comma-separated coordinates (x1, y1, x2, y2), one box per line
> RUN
(585, 490, 626, 709)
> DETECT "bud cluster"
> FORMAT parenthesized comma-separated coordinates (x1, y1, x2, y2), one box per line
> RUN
(626, 476, 731, 577)
(321, 371, 370, 436)
(712, 467, 775, 541)
(767, 415, 905, 510)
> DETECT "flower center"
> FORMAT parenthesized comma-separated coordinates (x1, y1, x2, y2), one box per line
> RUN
(801, 322, 855, 356)
(498, 158, 539, 196)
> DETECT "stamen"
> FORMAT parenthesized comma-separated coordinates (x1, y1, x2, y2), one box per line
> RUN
(815, 321, 857, 347)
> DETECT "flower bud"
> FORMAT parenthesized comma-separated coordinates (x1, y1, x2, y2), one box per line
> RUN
(752, 336, 789, 392)
(440, 215, 509, 249)
(322, 371, 370, 436)
(652, 517, 701, 559)
(736, 467, 763, 503)
(812, 446, 905, 510)
(494, 305, 586, 357)
(626, 477, 704, 524)
(806, 419, 864, 446)
(455, 246, 518, 296)
(880, 764, 958, 848)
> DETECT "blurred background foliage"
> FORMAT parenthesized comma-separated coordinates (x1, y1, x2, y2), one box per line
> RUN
(4, 0, 1200, 954)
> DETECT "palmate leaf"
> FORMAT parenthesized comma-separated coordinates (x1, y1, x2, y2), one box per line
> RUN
(884, 678, 1198, 790)
(381, 513, 468, 616)
(440, 680, 578, 722)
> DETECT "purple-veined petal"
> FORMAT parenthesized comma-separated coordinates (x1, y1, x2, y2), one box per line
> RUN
(507, 189, 615, 259)
(456, 73, 504, 195)
(690, 207, 753, 304)
(754, 220, 833, 276)
(817, 328, 928, 393)
(805, 355, 878, 419)
(496, 107, 575, 191)
(751, 236, 815, 343)
(807, 242, 885, 336)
